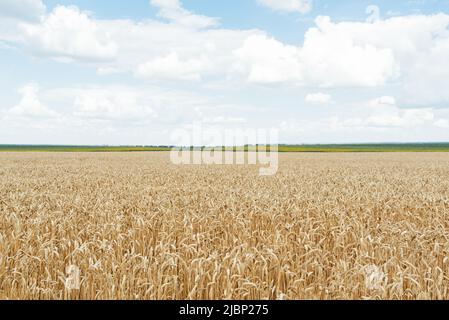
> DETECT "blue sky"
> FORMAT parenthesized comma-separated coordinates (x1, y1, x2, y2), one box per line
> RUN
(1, 0, 449, 145)
(41, 0, 449, 42)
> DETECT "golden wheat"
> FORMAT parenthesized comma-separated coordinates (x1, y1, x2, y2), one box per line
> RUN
(1, 152, 449, 300)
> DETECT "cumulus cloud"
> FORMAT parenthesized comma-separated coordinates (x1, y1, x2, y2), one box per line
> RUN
(110, 20, 258, 81)
(234, 34, 304, 84)
(4, 3, 255, 79)
(305, 92, 333, 104)
(135, 52, 207, 81)
(298, 96, 435, 130)
(20, 6, 118, 61)
(282, 95, 438, 141)
(0, 82, 257, 144)
(150, 0, 219, 29)
(201, 116, 247, 124)
(8, 84, 59, 118)
(235, 17, 398, 87)
(0, 0, 46, 22)
(4, 2, 448, 99)
(257, 0, 312, 14)
(41, 84, 214, 125)
(402, 33, 449, 106)
(362, 96, 434, 127)
(234, 13, 449, 94)
(73, 88, 156, 121)
(2, 2, 449, 120)
(434, 119, 449, 128)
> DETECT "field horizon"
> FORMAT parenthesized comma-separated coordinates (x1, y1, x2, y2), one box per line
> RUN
(3, 143, 449, 153)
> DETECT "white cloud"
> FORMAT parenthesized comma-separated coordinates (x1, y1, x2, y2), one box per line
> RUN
(302, 96, 435, 129)
(135, 52, 207, 81)
(402, 34, 449, 106)
(305, 92, 333, 104)
(434, 119, 449, 128)
(7, 3, 255, 79)
(234, 14, 449, 93)
(257, 0, 312, 14)
(301, 16, 399, 87)
(370, 96, 396, 106)
(20, 6, 118, 61)
(201, 116, 247, 124)
(309, 14, 449, 103)
(235, 17, 398, 87)
(354, 96, 435, 128)
(364, 108, 434, 128)
(150, 0, 219, 29)
(0, 0, 46, 22)
(106, 19, 258, 81)
(281, 96, 439, 142)
(2, 2, 449, 135)
(0, 82, 259, 144)
(7, 4, 447, 100)
(234, 34, 304, 84)
(73, 89, 156, 121)
(43, 84, 213, 125)
(8, 84, 59, 118)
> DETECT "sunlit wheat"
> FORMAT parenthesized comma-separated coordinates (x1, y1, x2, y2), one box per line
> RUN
(1, 152, 449, 300)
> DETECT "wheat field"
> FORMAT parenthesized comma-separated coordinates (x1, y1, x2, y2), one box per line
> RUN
(1, 152, 449, 300)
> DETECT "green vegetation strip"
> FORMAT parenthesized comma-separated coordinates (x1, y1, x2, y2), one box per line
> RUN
(0, 146, 170, 152)
(2, 144, 449, 153)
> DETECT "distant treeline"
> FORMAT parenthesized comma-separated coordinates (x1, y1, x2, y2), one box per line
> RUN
(2, 143, 449, 152)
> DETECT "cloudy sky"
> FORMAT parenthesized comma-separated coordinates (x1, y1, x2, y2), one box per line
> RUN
(1, 0, 449, 145)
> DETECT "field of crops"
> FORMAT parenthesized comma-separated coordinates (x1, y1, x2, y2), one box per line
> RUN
(1, 152, 449, 300)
